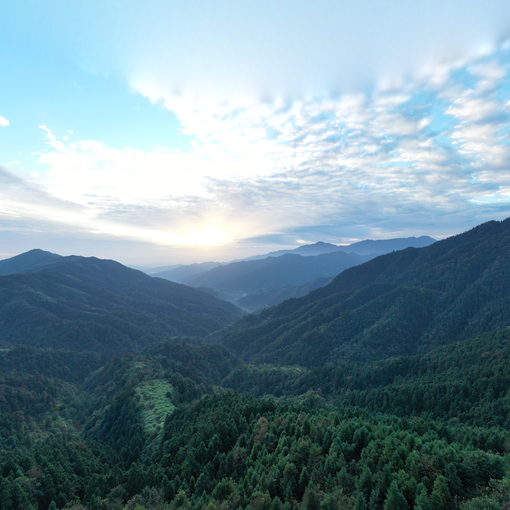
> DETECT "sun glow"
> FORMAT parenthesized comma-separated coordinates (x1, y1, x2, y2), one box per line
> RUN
(152, 225, 234, 247)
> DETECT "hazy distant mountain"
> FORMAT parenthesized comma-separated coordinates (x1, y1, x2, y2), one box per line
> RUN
(244, 241, 344, 261)
(151, 237, 436, 310)
(216, 219, 510, 366)
(236, 277, 331, 311)
(0, 251, 242, 354)
(241, 236, 436, 261)
(344, 235, 436, 255)
(0, 248, 61, 275)
(153, 261, 222, 283)
(185, 250, 371, 302)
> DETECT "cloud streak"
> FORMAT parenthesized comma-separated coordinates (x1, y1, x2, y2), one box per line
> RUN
(3, 7, 510, 262)
(14, 41, 509, 259)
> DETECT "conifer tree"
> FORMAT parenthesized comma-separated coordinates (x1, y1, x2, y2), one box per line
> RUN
(384, 481, 409, 510)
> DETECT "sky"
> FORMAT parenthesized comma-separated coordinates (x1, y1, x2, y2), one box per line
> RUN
(2, 1, 510, 265)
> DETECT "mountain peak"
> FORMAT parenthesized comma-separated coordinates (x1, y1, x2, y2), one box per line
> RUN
(0, 248, 62, 275)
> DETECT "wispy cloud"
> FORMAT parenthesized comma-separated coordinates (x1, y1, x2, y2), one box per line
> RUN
(4, 40, 510, 262)
(0, 116, 10, 127)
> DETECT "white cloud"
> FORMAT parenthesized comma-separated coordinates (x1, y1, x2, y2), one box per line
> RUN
(0, 116, 10, 127)
(4, 43, 510, 258)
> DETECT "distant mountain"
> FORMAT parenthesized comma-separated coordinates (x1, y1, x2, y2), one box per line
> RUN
(244, 241, 344, 261)
(184, 250, 371, 302)
(344, 235, 436, 255)
(216, 219, 510, 366)
(242, 236, 436, 261)
(236, 277, 331, 311)
(153, 261, 222, 283)
(0, 252, 242, 354)
(152, 238, 436, 310)
(0, 248, 61, 275)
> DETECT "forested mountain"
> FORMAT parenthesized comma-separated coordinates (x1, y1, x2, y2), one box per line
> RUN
(0, 248, 61, 275)
(152, 261, 222, 283)
(224, 327, 510, 429)
(177, 251, 371, 305)
(0, 252, 242, 354)
(236, 277, 331, 311)
(153, 237, 436, 311)
(1, 332, 508, 510)
(217, 219, 510, 365)
(0, 221, 509, 510)
(344, 236, 436, 256)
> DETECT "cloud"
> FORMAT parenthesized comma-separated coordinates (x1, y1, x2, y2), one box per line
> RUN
(0, 116, 10, 127)
(6, 42, 510, 262)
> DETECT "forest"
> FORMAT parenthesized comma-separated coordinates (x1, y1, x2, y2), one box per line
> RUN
(1, 220, 510, 509)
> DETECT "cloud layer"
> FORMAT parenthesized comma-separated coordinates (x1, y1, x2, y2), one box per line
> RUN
(9, 43, 507, 261)
(2, 2, 510, 263)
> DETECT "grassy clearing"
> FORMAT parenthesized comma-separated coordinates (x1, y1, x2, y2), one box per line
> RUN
(135, 378, 175, 435)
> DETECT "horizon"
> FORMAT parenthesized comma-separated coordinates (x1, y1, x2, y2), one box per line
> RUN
(2, 1, 510, 264)
(0, 232, 441, 268)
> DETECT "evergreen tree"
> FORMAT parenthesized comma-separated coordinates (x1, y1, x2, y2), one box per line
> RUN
(414, 483, 431, 510)
(384, 481, 409, 510)
(430, 476, 452, 510)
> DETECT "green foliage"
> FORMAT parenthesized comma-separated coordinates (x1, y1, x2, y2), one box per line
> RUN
(224, 328, 510, 430)
(135, 378, 175, 435)
(0, 254, 242, 353)
(1, 221, 510, 509)
(218, 218, 510, 365)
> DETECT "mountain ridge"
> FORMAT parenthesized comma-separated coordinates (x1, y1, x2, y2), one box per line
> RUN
(0, 252, 242, 354)
(216, 218, 510, 366)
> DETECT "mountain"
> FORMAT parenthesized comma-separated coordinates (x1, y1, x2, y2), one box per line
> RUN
(216, 219, 510, 366)
(0, 252, 242, 354)
(184, 250, 371, 302)
(150, 237, 437, 311)
(244, 241, 344, 260)
(344, 235, 436, 255)
(242, 236, 436, 261)
(224, 327, 510, 428)
(152, 261, 222, 283)
(0, 248, 61, 275)
(1, 250, 508, 509)
(236, 276, 331, 311)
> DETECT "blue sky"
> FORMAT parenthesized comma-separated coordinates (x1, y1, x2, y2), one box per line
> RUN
(2, 1, 510, 264)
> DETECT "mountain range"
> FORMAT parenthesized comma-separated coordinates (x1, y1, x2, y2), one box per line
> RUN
(0, 249, 241, 354)
(1, 223, 509, 509)
(154, 236, 436, 310)
(216, 219, 510, 365)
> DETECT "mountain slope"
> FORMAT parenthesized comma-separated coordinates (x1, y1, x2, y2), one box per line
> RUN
(184, 250, 371, 300)
(344, 235, 436, 255)
(236, 277, 331, 311)
(0, 253, 242, 353)
(0, 248, 61, 275)
(152, 261, 222, 283)
(224, 327, 510, 429)
(217, 219, 510, 366)
(244, 241, 344, 260)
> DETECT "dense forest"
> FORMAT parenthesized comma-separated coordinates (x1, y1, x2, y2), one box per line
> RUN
(0, 220, 509, 509)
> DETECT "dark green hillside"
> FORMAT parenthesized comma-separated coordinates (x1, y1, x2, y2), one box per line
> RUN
(236, 277, 331, 311)
(0, 253, 242, 353)
(0, 222, 509, 509)
(0, 345, 104, 383)
(224, 327, 510, 429)
(218, 218, 510, 365)
(0, 248, 61, 275)
(184, 250, 370, 298)
(154, 393, 506, 509)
